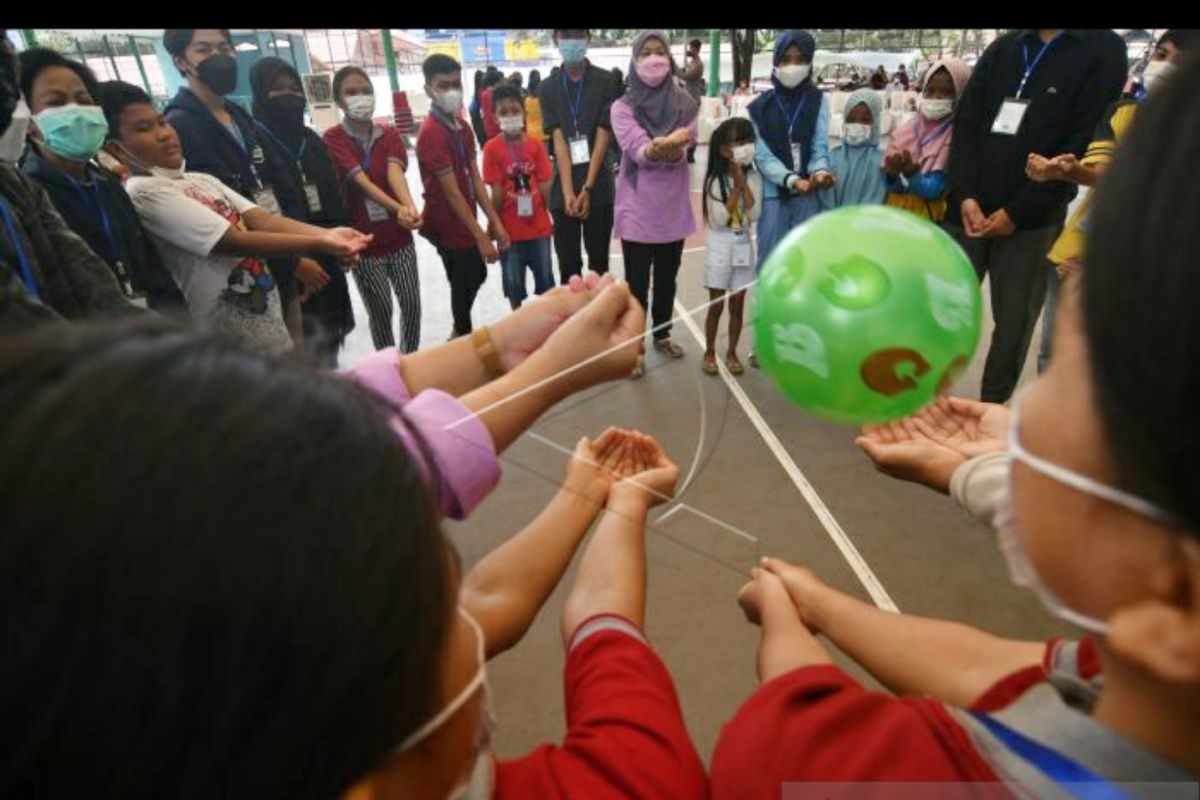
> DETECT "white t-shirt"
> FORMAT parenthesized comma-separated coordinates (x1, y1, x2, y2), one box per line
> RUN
(126, 171, 292, 355)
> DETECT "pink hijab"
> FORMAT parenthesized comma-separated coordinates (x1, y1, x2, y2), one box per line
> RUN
(885, 57, 972, 173)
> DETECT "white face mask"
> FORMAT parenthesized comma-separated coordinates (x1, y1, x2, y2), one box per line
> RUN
(436, 89, 464, 116)
(731, 143, 755, 166)
(774, 63, 810, 89)
(843, 123, 872, 146)
(112, 140, 186, 179)
(1142, 59, 1177, 93)
(996, 395, 1179, 636)
(345, 94, 375, 122)
(395, 609, 494, 800)
(0, 98, 31, 163)
(919, 97, 953, 121)
(498, 114, 523, 135)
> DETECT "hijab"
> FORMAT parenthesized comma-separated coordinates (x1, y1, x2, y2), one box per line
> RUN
(885, 58, 972, 174)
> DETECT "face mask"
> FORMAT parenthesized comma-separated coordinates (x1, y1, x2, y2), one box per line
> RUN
(265, 93, 306, 128)
(436, 89, 464, 116)
(774, 63, 810, 89)
(0, 98, 30, 163)
(193, 54, 238, 96)
(731, 143, 755, 166)
(113, 140, 185, 179)
(395, 609, 494, 800)
(635, 55, 671, 88)
(345, 94, 375, 121)
(843, 123, 872, 146)
(498, 114, 523, 135)
(996, 395, 1179, 636)
(32, 103, 108, 161)
(1142, 60, 1177, 93)
(919, 97, 953, 121)
(558, 39, 588, 65)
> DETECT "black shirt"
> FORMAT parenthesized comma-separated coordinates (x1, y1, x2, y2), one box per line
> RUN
(537, 61, 620, 209)
(947, 29, 1126, 230)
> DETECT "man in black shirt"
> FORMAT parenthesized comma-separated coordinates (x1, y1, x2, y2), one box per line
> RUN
(946, 28, 1125, 403)
(538, 29, 621, 283)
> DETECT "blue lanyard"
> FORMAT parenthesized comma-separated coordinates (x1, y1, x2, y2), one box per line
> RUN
(64, 173, 120, 269)
(773, 91, 808, 143)
(255, 122, 308, 180)
(436, 110, 475, 204)
(0, 195, 39, 299)
(970, 712, 1137, 800)
(1017, 32, 1065, 98)
(915, 118, 953, 160)
(561, 69, 586, 136)
(201, 105, 264, 191)
(502, 135, 527, 169)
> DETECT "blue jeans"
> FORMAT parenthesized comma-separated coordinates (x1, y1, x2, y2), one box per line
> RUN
(501, 237, 554, 304)
(755, 193, 821, 273)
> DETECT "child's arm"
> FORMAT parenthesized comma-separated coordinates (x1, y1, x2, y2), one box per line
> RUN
(908, 170, 948, 201)
(461, 429, 626, 658)
(487, 180, 506, 222)
(561, 432, 680, 639)
(470, 159, 509, 249)
(386, 161, 422, 229)
(738, 568, 833, 682)
(351, 170, 406, 216)
(214, 215, 364, 262)
(763, 557, 1046, 707)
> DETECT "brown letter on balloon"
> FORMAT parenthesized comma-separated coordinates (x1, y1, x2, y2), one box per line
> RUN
(860, 348, 931, 397)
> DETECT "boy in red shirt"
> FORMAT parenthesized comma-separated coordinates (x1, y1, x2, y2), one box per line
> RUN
(483, 84, 554, 310)
(415, 54, 508, 337)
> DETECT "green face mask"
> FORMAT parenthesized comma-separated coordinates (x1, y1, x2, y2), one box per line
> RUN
(33, 103, 109, 161)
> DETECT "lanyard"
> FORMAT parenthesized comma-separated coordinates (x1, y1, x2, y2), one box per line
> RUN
(969, 712, 1137, 800)
(434, 109, 475, 204)
(1017, 32, 1065, 98)
(255, 122, 308, 181)
(502, 135, 528, 170)
(196, 103, 264, 191)
(0, 196, 38, 299)
(914, 118, 952, 161)
(64, 173, 119, 268)
(773, 91, 809, 143)
(561, 69, 586, 136)
(352, 132, 376, 176)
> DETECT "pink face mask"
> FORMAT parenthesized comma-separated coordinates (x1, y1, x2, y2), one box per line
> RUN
(636, 55, 671, 87)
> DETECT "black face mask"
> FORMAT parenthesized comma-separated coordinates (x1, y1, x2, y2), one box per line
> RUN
(0, 44, 18, 136)
(194, 54, 238, 96)
(265, 93, 306, 130)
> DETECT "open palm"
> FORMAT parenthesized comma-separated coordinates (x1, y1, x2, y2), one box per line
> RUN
(912, 396, 1009, 459)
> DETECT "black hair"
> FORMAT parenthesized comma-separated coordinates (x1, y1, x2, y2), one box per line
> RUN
(553, 30, 589, 40)
(509, 71, 523, 89)
(491, 83, 523, 111)
(423, 53, 461, 84)
(1159, 29, 1200, 51)
(162, 29, 232, 76)
(0, 318, 452, 800)
(689, 38, 702, 50)
(18, 48, 100, 106)
(332, 65, 371, 102)
(1082, 51, 1200, 535)
(97, 80, 154, 140)
(701, 116, 755, 224)
(528, 69, 541, 94)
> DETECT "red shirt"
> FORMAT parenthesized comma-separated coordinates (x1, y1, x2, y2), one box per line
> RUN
(481, 87, 500, 141)
(496, 615, 707, 800)
(710, 639, 1109, 799)
(482, 133, 553, 242)
(321, 122, 413, 258)
(416, 111, 480, 250)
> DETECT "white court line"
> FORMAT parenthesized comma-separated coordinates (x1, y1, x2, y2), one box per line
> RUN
(674, 299, 900, 613)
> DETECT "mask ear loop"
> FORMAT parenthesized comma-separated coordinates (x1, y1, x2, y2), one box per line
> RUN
(394, 608, 487, 754)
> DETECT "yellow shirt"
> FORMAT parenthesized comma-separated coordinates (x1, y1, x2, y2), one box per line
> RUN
(524, 96, 544, 141)
(1047, 100, 1138, 265)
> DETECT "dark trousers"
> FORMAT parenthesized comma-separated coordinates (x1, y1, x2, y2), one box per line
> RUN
(552, 204, 614, 283)
(622, 239, 683, 341)
(437, 245, 487, 336)
(945, 223, 1059, 403)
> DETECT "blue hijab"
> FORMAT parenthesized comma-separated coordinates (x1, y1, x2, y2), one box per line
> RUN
(821, 89, 887, 208)
(748, 30, 822, 173)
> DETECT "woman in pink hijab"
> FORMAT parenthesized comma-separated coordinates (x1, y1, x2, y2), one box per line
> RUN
(883, 58, 972, 222)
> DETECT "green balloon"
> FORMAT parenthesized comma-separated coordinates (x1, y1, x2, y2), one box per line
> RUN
(754, 206, 982, 425)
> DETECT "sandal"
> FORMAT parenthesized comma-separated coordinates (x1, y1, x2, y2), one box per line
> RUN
(726, 354, 745, 376)
(653, 338, 685, 359)
(630, 356, 645, 380)
(702, 354, 719, 376)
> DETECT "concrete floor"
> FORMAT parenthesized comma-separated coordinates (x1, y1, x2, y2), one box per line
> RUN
(339, 148, 1072, 765)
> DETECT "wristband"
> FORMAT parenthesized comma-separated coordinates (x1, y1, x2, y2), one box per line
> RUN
(472, 326, 505, 379)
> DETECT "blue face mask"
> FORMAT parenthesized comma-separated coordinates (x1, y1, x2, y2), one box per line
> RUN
(558, 39, 588, 65)
(33, 103, 108, 162)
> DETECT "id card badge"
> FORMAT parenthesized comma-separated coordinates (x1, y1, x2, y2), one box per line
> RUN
(731, 240, 753, 268)
(790, 142, 803, 172)
(364, 197, 390, 222)
(569, 135, 590, 166)
(516, 192, 534, 218)
(303, 182, 322, 214)
(252, 187, 281, 215)
(991, 98, 1030, 136)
